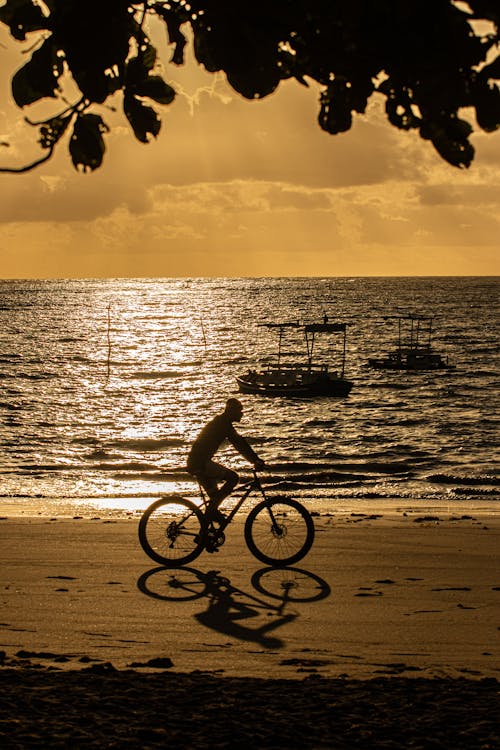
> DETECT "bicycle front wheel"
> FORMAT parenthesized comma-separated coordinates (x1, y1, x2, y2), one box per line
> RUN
(138, 496, 205, 566)
(244, 498, 315, 566)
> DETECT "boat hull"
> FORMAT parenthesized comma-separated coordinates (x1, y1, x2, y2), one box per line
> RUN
(367, 357, 455, 371)
(236, 375, 353, 397)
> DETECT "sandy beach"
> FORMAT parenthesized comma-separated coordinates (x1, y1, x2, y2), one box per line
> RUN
(1, 506, 499, 747)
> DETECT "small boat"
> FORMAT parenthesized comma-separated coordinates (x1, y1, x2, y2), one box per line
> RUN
(236, 319, 353, 397)
(366, 314, 455, 371)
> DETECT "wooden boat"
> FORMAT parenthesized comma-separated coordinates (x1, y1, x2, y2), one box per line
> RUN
(367, 314, 455, 371)
(236, 320, 353, 397)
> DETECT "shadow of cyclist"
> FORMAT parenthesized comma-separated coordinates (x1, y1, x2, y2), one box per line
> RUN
(194, 570, 296, 649)
(137, 565, 330, 649)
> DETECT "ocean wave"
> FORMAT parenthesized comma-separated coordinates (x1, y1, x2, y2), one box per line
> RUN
(71, 437, 102, 446)
(270, 461, 412, 475)
(0, 371, 57, 381)
(108, 437, 185, 451)
(223, 356, 252, 365)
(110, 472, 170, 482)
(303, 419, 337, 427)
(450, 487, 500, 496)
(426, 473, 500, 486)
(13, 461, 162, 474)
(91, 461, 160, 472)
(264, 471, 399, 486)
(362, 382, 412, 391)
(127, 370, 188, 379)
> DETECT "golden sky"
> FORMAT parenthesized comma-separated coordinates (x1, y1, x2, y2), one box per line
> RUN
(1, 23, 499, 279)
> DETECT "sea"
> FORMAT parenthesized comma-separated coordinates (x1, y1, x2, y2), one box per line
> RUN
(0, 277, 498, 517)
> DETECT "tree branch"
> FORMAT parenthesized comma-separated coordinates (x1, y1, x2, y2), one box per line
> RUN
(0, 146, 55, 174)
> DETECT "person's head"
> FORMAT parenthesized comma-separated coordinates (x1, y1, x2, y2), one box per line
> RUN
(225, 397, 243, 422)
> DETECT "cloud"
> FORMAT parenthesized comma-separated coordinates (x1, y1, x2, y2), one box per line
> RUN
(0, 171, 154, 222)
(417, 183, 500, 206)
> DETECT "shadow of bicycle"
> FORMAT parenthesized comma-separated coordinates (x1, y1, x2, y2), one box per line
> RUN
(137, 566, 331, 649)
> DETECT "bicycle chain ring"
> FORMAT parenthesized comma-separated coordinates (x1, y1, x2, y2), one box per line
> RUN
(205, 527, 226, 552)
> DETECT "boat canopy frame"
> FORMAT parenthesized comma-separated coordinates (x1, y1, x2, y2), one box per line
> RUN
(258, 320, 348, 377)
(389, 314, 435, 353)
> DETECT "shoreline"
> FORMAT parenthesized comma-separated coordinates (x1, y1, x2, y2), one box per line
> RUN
(1, 493, 500, 521)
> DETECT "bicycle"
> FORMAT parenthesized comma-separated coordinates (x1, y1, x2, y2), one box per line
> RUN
(138, 469, 315, 567)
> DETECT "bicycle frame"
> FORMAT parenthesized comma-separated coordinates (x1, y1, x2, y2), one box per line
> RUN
(197, 469, 276, 532)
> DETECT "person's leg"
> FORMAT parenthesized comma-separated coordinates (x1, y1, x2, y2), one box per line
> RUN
(196, 472, 219, 501)
(204, 461, 238, 506)
(215, 467, 238, 503)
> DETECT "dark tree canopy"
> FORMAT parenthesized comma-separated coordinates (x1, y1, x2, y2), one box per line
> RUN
(1, 0, 499, 173)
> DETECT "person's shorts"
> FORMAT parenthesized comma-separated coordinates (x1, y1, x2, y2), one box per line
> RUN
(188, 460, 234, 482)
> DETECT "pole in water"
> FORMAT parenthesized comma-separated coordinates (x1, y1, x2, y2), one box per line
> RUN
(200, 317, 207, 353)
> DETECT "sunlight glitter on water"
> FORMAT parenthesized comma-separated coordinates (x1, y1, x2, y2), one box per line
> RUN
(1, 277, 499, 515)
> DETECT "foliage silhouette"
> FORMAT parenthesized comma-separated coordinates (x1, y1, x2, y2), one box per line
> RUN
(0, 0, 499, 173)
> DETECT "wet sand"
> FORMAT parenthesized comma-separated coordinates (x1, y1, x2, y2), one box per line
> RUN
(0, 509, 499, 747)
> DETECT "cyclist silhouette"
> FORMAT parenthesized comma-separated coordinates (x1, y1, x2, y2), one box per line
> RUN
(187, 398, 264, 521)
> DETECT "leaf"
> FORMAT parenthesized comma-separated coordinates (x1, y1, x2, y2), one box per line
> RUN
(420, 118, 474, 168)
(226, 64, 281, 100)
(474, 82, 500, 131)
(166, 19, 187, 65)
(126, 47, 158, 87)
(318, 82, 353, 134)
(12, 38, 63, 106)
(134, 76, 175, 105)
(123, 94, 161, 143)
(0, 0, 47, 40)
(193, 29, 221, 73)
(155, 4, 189, 66)
(69, 113, 109, 172)
(71, 69, 118, 105)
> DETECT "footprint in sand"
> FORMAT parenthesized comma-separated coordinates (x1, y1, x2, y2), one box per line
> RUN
(355, 588, 383, 597)
(375, 662, 423, 675)
(414, 516, 440, 523)
(127, 657, 174, 669)
(16, 650, 71, 662)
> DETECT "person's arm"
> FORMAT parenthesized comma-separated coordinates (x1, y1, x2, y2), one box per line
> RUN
(227, 425, 263, 466)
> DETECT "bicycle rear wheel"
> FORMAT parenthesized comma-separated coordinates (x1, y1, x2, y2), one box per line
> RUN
(138, 496, 205, 566)
(244, 498, 315, 566)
